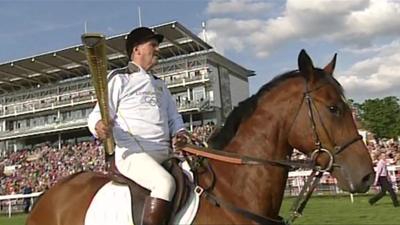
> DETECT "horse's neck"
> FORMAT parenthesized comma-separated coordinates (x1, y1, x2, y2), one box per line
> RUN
(197, 82, 301, 222)
(201, 107, 292, 220)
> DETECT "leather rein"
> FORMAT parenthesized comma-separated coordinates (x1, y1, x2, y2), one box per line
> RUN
(179, 79, 362, 225)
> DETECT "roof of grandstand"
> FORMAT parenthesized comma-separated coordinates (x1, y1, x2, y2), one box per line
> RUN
(0, 21, 253, 94)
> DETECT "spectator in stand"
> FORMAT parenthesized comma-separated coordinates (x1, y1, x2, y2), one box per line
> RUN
(395, 153, 400, 166)
(0, 163, 4, 178)
(22, 181, 32, 213)
(0, 164, 4, 197)
(369, 153, 399, 207)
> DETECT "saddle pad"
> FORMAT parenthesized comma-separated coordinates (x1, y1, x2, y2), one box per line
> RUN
(85, 182, 133, 225)
(85, 161, 200, 225)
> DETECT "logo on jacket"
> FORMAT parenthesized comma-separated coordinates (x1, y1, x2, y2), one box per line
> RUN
(140, 95, 159, 106)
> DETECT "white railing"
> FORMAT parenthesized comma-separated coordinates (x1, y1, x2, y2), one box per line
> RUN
(0, 192, 42, 218)
(0, 88, 95, 118)
(0, 118, 88, 139)
(285, 165, 400, 196)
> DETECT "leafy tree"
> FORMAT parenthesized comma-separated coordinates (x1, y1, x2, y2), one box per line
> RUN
(358, 96, 400, 139)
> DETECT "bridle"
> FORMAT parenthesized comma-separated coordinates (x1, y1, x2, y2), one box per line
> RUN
(291, 78, 362, 173)
(180, 77, 362, 225)
(285, 78, 362, 223)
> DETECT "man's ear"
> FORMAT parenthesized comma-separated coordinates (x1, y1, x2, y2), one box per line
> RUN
(134, 46, 140, 54)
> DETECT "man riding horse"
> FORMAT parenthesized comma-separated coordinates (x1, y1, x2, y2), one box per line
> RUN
(28, 47, 375, 225)
(87, 27, 189, 225)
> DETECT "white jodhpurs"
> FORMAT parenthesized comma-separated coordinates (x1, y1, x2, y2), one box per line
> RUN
(115, 151, 176, 201)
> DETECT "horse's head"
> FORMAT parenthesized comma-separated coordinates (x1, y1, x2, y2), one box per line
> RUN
(288, 50, 374, 193)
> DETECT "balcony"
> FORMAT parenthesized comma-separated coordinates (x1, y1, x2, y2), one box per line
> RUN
(0, 118, 88, 140)
(177, 98, 213, 113)
(163, 73, 210, 89)
(0, 89, 96, 118)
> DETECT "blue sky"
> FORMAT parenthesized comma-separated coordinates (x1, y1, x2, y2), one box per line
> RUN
(1, 0, 399, 102)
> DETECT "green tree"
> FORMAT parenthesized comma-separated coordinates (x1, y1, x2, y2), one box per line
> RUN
(359, 96, 400, 139)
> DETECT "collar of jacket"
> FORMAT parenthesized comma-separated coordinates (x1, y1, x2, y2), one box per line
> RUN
(128, 62, 141, 74)
(127, 61, 159, 79)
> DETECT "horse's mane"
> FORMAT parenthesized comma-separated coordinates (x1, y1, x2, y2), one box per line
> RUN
(208, 68, 344, 150)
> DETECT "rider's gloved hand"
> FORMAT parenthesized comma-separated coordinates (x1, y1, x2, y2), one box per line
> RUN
(95, 119, 114, 140)
(172, 129, 191, 151)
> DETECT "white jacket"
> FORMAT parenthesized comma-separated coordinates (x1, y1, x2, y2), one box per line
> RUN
(87, 62, 185, 161)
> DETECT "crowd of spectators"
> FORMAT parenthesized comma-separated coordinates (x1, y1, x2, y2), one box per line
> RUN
(0, 141, 105, 195)
(2, 124, 399, 196)
(290, 139, 400, 166)
(367, 141, 400, 166)
(191, 123, 216, 143)
(0, 124, 216, 196)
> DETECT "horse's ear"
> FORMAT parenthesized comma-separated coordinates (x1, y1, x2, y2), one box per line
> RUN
(298, 49, 315, 78)
(323, 53, 337, 76)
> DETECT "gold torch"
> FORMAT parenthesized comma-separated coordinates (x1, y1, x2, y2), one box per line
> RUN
(81, 33, 115, 157)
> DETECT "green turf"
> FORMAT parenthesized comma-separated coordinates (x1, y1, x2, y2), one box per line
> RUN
(281, 195, 400, 225)
(1, 195, 399, 225)
(0, 214, 26, 225)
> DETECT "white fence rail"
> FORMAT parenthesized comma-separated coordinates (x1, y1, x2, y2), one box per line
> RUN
(1, 166, 399, 217)
(285, 165, 400, 196)
(0, 192, 42, 218)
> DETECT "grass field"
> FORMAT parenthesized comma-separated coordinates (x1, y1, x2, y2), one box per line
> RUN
(280, 195, 400, 225)
(0, 213, 26, 225)
(1, 195, 399, 225)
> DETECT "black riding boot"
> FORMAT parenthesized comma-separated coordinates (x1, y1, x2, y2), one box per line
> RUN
(142, 197, 171, 225)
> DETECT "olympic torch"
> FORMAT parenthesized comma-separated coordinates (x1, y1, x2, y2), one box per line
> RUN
(81, 33, 115, 156)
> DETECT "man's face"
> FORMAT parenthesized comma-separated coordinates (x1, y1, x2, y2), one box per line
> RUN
(134, 38, 160, 70)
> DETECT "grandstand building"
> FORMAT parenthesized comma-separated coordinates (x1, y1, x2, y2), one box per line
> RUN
(0, 21, 254, 153)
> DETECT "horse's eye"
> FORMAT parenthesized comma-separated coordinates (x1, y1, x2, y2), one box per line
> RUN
(328, 106, 340, 115)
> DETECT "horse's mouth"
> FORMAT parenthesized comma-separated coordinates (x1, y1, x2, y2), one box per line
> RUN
(333, 168, 373, 194)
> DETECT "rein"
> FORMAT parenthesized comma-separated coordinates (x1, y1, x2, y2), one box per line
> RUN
(181, 144, 315, 170)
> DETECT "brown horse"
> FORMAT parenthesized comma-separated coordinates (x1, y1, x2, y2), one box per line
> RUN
(27, 50, 374, 225)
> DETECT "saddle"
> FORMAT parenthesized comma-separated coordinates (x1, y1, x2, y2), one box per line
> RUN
(108, 157, 192, 225)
